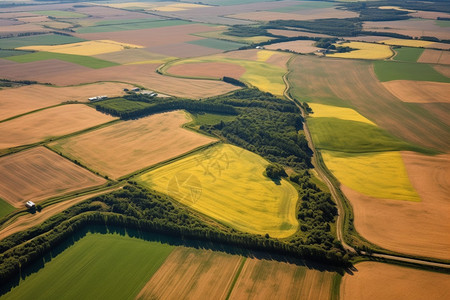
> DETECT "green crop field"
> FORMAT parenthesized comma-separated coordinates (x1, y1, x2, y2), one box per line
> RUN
(0, 199, 14, 219)
(137, 144, 299, 238)
(32, 10, 86, 18)
(188, 38, 246, 51)
(195, 30, 273, 44)
(435, 20, 450, 27)
(308, 117, 429, 154)
(189, 112, 238, 126)
(322, 150, 421, 202)
(76, 20, 192, 34)
(0, 49, 32, 58)
(5, 52, 118, 69)
(1, 233, 174, 300)
(393, 47, 424, 62)
(0, 34, 85, 49)
(373, 61, 450, 82)
(94, 98, 153, 113)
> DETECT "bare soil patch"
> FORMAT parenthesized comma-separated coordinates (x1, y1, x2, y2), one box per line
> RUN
(0, 147, 106, 207)
(410, 10, 450, 20)
(0, 187, 119, 240)
(382, 80, 450, 103)
(363, 19, 450, 40)
(0, 82, 133, 120)
(0, 61, 237, 98)
(434, 65, 450, 77)
(341, 152, 450, 259)
(419, 49, 450, 64)
(0, 104, 116, 149)
(136, 247, 241, 300)
(341, 262, 450, 300)
(229, 258, 333, 300)
(266, 40, 320, 54)
(265, 52, 292, 68)
(0, 23, 48, 36)
(49, 110, 216, 179)
(168, 62, 246, 79)
(146, 42, 222, 58)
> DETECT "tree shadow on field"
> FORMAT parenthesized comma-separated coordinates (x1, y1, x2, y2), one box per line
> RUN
(0, 224, 346, 297)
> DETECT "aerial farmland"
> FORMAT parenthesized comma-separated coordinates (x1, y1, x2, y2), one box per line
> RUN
(0, 0, 449, 299)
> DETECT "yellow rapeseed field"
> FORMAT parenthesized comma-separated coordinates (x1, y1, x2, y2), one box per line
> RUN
(18, 40, 143, 56)
(327, 42, 393, 60)
(380, 38, 434, 47)
(137, 144, 299, 238)
(308, 103, 375, 125)
(321, 150, 421, 201)
(256, 50, 277, 62)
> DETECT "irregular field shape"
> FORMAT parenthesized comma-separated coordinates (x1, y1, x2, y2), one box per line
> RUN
(393, 47, 424, 62)
(345, 152, 450, 259)
(0, 104, 116, 149)
(138, 144, 299, 238)
(322, 150, 420, 202)
(17, 40, 143, 56)
(374, 61, 450, 82)
(380, 38, 434, 47)
(187, 38, 246, 50)
(0, 61, 237, 98)
(0, 82, 133, 120)
(265, 40, 320, 53)
(49, 111, 216, 179)
(168, 62, 246, 79)
(0, 199, 14, 219)
(137, 247, 242, 300)
(382, 80, 450, 103)
(288, 56, 450, 152)
(308, 103, 375, 125)
(0, 33, 84, 48)
(31, 10, 86, 18)
(341, 262, 450, 300)
(229, 258, 334, 300)
(195, 30, 273, 44)
(327, 42, 392, 60)
(418, 49, 450, 65)
(0, 147, 106, 207)
(0, 233, 174, 300)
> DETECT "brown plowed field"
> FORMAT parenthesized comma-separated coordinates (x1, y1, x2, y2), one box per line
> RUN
(0, 82, 133, 120)
(410, 10, 450, 20)
(0, 61, 237, 98)
(435, 65, 450, 77)
(147, 42, 222, 58)
(382, 80, 450, 103)
(0, 187, 120, 240)
(229, 258, 334, 300)
(418, 49, 450, 64)
(288, 55, 450, 152)
(136, 247, 242, 300)
(0, 104, 116, 149)
(0, 147, 106, 207)
(342, 152, 450, 260)
(266, 40, 319, 54)
(341, 262, 450, 300)
(168, 62, 246, 79)
(49, 110, 216, 179)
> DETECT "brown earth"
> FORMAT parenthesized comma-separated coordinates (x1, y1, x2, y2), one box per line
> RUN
(16, 16, 49, 23)
(341, 152, 450, 260)
(0, 104, 116, 149)
(0, 23, 48, 36)
(288, 55, 450, 152)
(434, 65, 450, 77)
(220, 49, 258, 61)
(74, 5, 152, 20)
(382, 80, 450, 103)
(265, 40, 320, 54)
(344, 35, 391, 42)
(229, 258, 334, 300)
(49, 110, 216, 179)
(363, 19, 450, 40)
(146, 42, 222, 58)
(341, 262, 450, 300)
(227, 8, 357, 22)
(0, 82, 133, 121)
(136, 247, 242, 300)
(0, 60, 238, 98)
(168, 62, 246, 79)
(0, 186, 121, 240)
(409, 10, 450, 20)
(0, 147, 106, 207)
(269, 29, 331, 38)
(94, 48, 173, 64)
(418, 49, 450, 64)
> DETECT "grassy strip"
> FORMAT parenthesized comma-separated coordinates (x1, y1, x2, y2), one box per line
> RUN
(330, 272, 343, 300)
(225, 257, 247, 300)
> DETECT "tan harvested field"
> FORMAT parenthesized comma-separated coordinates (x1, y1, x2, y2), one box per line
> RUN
(94, 48, 174, 64)
(0, 147, 106, 207)
(265, 51, 292, 68)
(410, 10, 450, 20)
(341, 262, 450, 300)
(0, 104, 116, 149)
(49, 111, 216, 179)
(0, 187, 120, 240)
(137, 247, 242, 300)
(344, 35, 392, 42)
(229, 258, 334, 300)
(0, 61, 237, 98)
(274, 29, 331, 38)
(418, 49, 450, 65)
(265, 40, 320, 53)
(341, 151, 450, 259)
(435, 65, 450, 77)
(288, 55, 450, 152)
(228, 8, 357, 22)
(168, 62, 246, 79)
(363, 19, 450, 40)
(0, 23, 48, 35)
(74, 4, 152, 20)
(382, 80, 450, 103)
(17, 15, 49, 23)
(0, 82, 133, 120)
(146, 42, 222, 58)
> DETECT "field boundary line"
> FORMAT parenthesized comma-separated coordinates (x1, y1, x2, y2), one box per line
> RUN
(225, 256, 247, 300)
